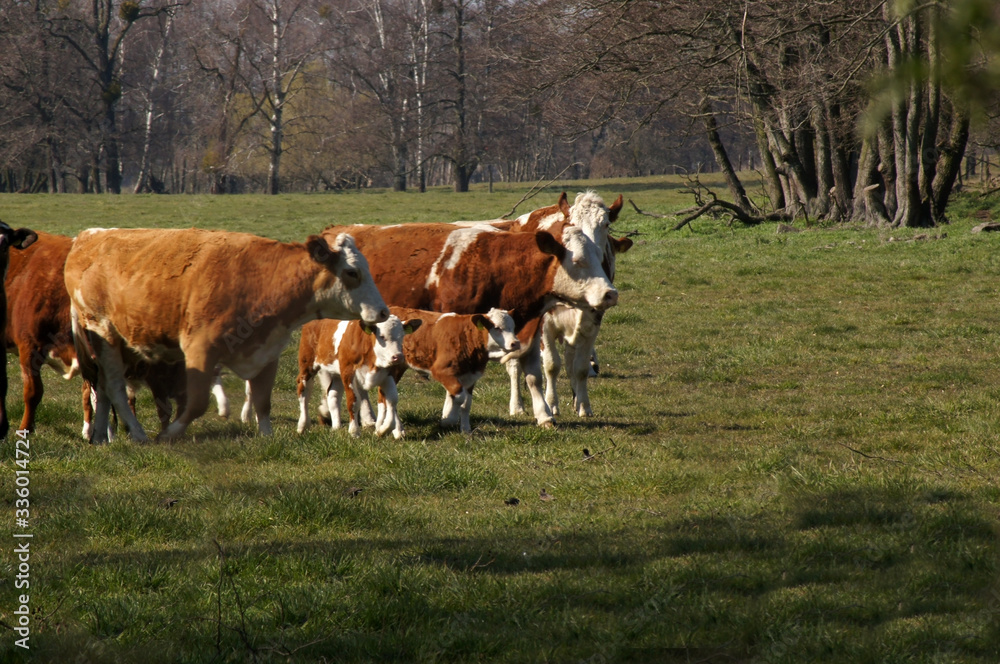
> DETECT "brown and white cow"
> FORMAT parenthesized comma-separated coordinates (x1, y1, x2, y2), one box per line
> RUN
(0, 222, 38, 439)
(459, 191, 626, 417)
(65, 228, 389, 443)
(296, 315, 420, 439)
(379, 306, 520, 434)
(4, 231, 77, 435)
(319, 222, 618, 427)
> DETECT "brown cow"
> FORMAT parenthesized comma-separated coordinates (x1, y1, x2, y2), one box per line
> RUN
(320, 222, 617, 427)
(0, 221, 38, 439)
(65, 228, 389, 442)
(4, 231, 77, 435)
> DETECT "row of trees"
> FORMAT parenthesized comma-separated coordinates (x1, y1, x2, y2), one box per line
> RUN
(1, 0, 999, 226)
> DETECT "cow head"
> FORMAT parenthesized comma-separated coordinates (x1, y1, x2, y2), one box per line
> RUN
(361, 315, 421, 368)
(570, 191, 623, 245)
(538, 227, 618, 312)
(475, 307, 520, 361)
(307, 233, 389, 324)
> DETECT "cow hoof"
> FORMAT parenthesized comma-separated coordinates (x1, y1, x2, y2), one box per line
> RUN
(539, 420, 556, 429)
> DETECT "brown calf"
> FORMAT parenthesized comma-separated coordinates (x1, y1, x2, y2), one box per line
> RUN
(382, 306, 520, 433)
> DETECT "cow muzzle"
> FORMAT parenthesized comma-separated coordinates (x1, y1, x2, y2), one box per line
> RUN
(363, 306, 391, 324)
(598, 288, 619, 310)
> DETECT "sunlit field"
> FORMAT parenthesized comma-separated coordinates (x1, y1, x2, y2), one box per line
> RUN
(1, 177, 999, 662)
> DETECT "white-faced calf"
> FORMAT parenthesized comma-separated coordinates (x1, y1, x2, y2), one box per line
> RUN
(383, 306, 520, 433)
(296, 315, 420, 439)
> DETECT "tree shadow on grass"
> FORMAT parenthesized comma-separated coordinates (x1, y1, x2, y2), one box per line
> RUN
(28, 479, 1000, 664)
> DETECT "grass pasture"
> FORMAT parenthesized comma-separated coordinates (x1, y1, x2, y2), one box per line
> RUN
(1, 178, 1000, 663)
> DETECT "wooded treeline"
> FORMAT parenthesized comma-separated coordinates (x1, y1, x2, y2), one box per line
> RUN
(1, 0, 998, 226)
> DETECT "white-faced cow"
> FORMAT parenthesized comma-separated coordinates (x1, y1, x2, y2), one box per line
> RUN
(319, 222, 618, 427)
(65, 228, 389, 443)
(535, 234, 633, 416)
(380, 306, 520, 433)
(459, 191, 627, 417)
(0, 222, 38, 439)
(296, 314, 420, 439)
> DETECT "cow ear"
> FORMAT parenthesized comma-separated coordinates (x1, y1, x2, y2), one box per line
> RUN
(361, 322, 377, 335)
(403, 319, 423, 334)
(611, 235, 633, 254)
(535, 231, 566, 261)
(471, 314, 495, 331)
(13, 229, 37, 249)
(306, 235, 338, 265)
(558, 192, 571, 218)
(608, 195, 623, 223)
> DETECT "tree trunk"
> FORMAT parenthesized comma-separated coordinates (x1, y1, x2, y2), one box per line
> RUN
(931, 102, 970, 223)
(134, 15, 173, 194)
(700, 95, 753, 213)
(810, 103, 833, 219)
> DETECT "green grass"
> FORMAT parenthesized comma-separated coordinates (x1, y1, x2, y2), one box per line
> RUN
(2, 176, 1000, 662)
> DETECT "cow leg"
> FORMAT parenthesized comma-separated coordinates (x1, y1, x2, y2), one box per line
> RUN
(240, 380, 254, 424)
(519, 346, 555, 428)
(442, 392, 460, 427)
(147, 380, 175, 432)
(505, 359, 525, 416)
(568, 341, 593, 417)
(359, 392, 377, 427)
(296, 368, 314, 434)
(437, 375, 472, 433)
(343, 370, 362, 437)
(81, 381, 94, 439)
(589, 349, 600, 376)
(246, 360, 279, 436)
(18, 346, 44, 432)
(375, 378, 402, 439)
(91, 340, 149, 443)
(90, 384, 113, 444)
(541, 337, 562, 417)
(212, 370, 230, 419)
(570, 319, 601, 418)
(374, 390, 387, 431)
(160, 349, 218, 440)
(460, 386, 475, 434)
(320, 371, 343, 430)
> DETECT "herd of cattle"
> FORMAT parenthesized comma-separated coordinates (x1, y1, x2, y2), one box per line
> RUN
(0, 191, 632, 442)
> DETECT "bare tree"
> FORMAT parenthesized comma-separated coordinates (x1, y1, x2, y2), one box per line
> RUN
(46, 0, 184, 193)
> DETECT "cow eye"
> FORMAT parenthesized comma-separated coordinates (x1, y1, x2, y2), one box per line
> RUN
(344, 269, 360, 281)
